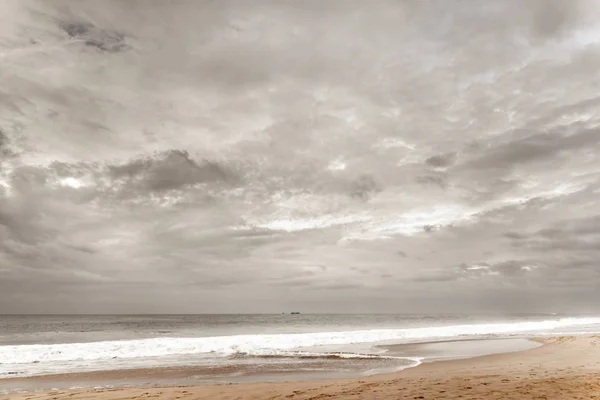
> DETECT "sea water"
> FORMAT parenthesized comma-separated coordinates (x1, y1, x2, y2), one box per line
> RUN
(1, 314, 599, 392)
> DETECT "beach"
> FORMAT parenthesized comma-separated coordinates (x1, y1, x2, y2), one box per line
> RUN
(3, 336, 600, 400)
(4, 0, 600, 397)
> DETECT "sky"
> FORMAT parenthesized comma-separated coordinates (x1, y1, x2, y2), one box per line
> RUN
(1, 0, 600, 314)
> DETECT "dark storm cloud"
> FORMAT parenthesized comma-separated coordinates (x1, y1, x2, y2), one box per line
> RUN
(1, 0, 600, 313)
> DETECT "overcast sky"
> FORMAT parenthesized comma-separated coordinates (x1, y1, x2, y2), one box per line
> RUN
(1, 0, 600, 314)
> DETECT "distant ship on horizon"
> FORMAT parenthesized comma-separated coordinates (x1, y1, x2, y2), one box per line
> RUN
(290, 312, 300, 314)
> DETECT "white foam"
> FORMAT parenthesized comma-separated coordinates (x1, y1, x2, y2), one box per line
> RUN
(1, 317, 599, 377)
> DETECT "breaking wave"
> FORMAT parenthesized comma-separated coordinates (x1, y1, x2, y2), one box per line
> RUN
(2, 317, 599, 367)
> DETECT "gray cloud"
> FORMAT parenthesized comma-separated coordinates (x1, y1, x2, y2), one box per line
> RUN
(466, 128, 600, 171)
(425, 152, 456, 169)
(349, 175, 382, 201)
(108, 150, 236, 193)
(505, 215, 600, 254)
(60, 21, 128, 53)
(416, 175, 447, 189)
(1, 0, 600, 313)
(0, 129, 7, 149)
(0, 129, 17, 160)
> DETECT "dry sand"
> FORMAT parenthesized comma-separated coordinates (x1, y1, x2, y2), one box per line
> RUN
(3, 336, 600, 400)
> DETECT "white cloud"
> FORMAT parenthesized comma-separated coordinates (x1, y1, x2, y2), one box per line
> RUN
(327, 159, 346, 171)
(59, 177, 85, 188)
(375, 138, 415, 150)
(252, 213, 369, 232)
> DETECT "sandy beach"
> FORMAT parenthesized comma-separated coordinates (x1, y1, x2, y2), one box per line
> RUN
(3, 336, 600, 400)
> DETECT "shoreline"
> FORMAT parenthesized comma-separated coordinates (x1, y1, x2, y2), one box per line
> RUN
(0, 337, 540, 390)
(4, 336, 600, 399)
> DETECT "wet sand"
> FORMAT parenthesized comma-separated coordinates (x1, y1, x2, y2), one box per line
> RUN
(380, 337, 542, 361)
(3, 336, 600, 399)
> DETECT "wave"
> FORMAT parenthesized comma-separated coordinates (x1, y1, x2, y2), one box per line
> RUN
(230, 351, 411, 361)
(1, 317, 599, 365)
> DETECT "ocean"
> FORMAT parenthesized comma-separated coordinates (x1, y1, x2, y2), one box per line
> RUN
(1, 314, 600, 392)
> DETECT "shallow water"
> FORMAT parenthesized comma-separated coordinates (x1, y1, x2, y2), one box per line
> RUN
(381, 337, 542, 362)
